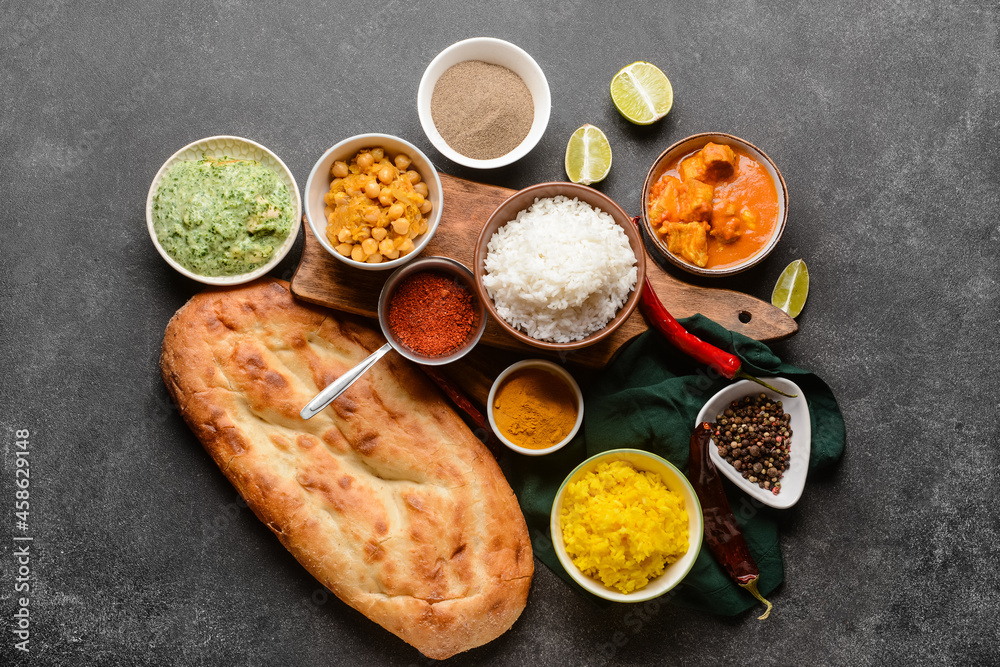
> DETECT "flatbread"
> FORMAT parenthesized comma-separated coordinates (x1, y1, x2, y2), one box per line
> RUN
(160, 279, 533, 659)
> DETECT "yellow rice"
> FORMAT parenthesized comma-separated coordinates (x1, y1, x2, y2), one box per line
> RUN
(560, 460, 689, 594)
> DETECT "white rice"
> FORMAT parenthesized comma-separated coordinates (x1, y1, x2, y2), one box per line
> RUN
(482, 195, 638, 343)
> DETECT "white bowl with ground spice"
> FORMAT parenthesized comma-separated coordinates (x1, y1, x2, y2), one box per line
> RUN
(487, 360, 583, 456)
(417, 38, 551, 169)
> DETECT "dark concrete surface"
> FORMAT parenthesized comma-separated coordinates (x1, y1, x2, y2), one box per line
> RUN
(1, 1, 998, 665)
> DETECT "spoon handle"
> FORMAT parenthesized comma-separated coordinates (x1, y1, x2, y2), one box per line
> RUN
(300, 342, 393, 420)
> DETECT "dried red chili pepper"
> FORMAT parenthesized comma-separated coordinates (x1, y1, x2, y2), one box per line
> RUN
(630, 216, 795, 397)
(388, 271, 475, 357)
(421, 366, 488, 432)
(421, 366, 501, 456)
(689, 421, 773, 619)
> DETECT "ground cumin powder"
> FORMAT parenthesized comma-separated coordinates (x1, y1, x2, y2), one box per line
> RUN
(492, 367, 578, 449)
(431, 60, 534, 160)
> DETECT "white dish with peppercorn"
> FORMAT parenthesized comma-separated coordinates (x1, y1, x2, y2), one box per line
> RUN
(695, 378, 810, 510)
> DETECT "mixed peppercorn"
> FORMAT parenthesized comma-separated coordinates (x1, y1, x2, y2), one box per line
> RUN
(710, 394, 792, 494)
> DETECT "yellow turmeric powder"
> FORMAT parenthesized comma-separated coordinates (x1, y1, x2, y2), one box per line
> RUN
(492, 367, 578, 449)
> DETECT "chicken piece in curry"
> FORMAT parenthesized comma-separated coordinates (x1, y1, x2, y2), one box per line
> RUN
(648, 175, 714, 225)
(664, 221, 710, 268)
(710, 200, 758, 243)
(679, 142, 737, 184)
(647, 141, 778, 269)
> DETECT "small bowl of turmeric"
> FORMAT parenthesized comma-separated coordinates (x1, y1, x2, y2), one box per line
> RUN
(487, 360, 583, 456)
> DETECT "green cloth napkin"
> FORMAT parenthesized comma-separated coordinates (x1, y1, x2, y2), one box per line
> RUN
(503, 315, 846, 615)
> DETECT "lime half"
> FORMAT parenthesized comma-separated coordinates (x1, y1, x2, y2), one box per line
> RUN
(565, 124, 612, 185)
(771, 259, 809, 318)
(610, 62, 674, 125)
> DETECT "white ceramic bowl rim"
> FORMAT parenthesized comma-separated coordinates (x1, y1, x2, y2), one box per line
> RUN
(486, 359, 583, 455)
(550, 448, 704, 602)
(145, 135, 302, 285)
(417, 37, 551, 169)
(303, 133, 443, 272)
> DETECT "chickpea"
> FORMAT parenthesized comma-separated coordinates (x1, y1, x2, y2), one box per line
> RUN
(324, 148, 430, 262)
(391, 218, 410, 236)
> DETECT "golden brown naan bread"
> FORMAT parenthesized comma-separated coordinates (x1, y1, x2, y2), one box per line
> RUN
(160, 279, 533, 659)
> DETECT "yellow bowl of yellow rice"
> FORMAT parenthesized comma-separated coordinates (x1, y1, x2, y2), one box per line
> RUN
(550, 449, 703, 602)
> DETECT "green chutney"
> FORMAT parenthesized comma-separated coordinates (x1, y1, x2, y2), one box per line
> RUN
(152, 157, 295, 276)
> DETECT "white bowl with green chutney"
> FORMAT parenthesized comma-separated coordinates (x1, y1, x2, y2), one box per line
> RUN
(146, 135, 301, 285)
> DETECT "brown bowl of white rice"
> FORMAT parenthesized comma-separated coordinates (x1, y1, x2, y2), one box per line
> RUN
(473, 183, 646, 351)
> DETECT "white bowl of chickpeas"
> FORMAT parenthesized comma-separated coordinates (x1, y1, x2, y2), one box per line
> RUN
(304, 134, 443, 270)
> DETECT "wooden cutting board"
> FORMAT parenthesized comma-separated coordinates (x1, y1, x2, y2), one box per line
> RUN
(291, 173, 797, 369)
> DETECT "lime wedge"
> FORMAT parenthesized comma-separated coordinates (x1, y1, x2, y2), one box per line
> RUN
(771, 259, 809, 318)
(610, 62, 674, 125)
(565, 124, 612, 185)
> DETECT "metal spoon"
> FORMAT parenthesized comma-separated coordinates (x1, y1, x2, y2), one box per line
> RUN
(298, 256, 486, 421)
(299, 342, 392, 420)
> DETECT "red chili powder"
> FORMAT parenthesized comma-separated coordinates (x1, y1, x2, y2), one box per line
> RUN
(388, 271, 476, 357)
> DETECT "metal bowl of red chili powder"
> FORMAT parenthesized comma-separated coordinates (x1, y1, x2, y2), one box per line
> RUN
(378, 256, 487, 365)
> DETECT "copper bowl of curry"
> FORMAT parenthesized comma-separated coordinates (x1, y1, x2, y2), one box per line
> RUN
(641, 133, 788, 277)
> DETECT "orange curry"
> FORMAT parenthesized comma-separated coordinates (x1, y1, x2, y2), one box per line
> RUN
(648, 142, 778, 269)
